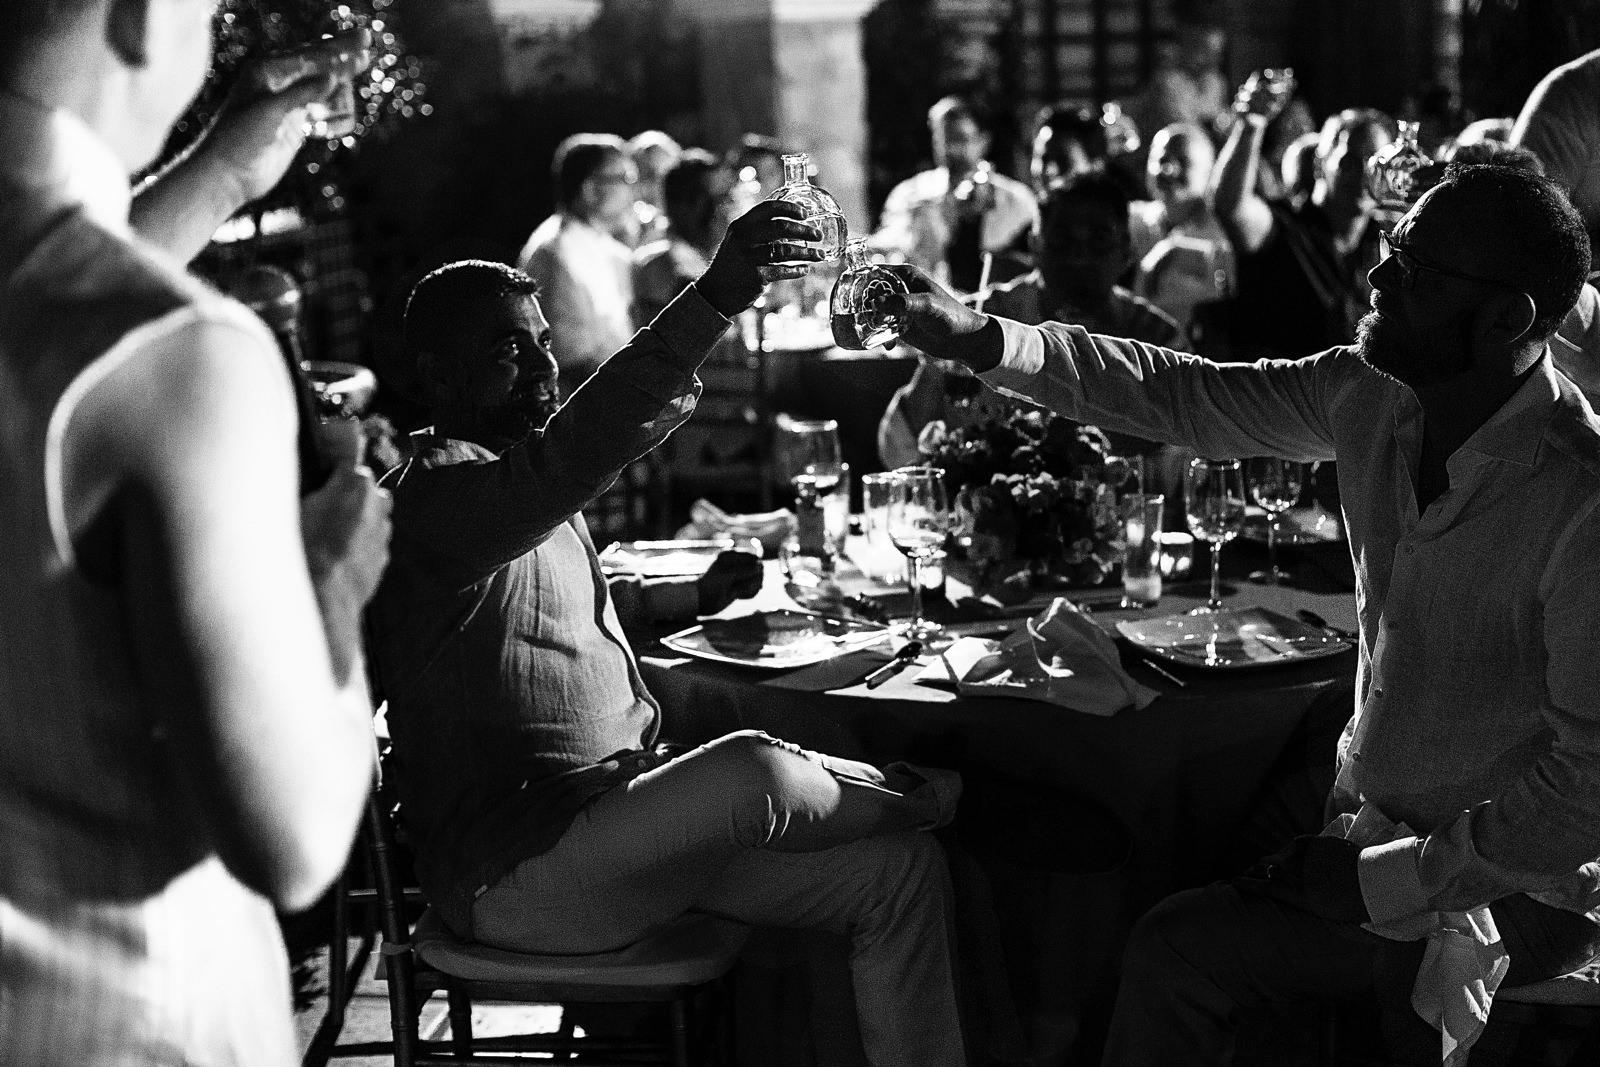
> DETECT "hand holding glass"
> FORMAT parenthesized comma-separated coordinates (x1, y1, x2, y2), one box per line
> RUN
(1185, 457, 1247, 613)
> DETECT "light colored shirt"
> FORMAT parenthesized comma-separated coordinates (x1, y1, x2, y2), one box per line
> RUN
(368, 285, 730, 935)
(1512, 48, 1600, 238)
(517, 211, 636, 384)
(0, 93, 295, 1066)
(980, 320, 1600, 932)
(1553, 282, 1600, 406)
(874, 166, 1038, 289)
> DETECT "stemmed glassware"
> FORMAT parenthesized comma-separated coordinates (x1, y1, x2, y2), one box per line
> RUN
(1184, 457, 1247, 614)
(1245, 458, 1306, 585)
(884, 467, 953, 646)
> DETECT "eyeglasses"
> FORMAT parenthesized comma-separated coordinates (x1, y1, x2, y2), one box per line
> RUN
(1377, 230, 1524, 296)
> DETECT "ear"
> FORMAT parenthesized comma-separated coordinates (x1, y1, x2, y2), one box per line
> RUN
(415, 349, 453, 404)
(106, 0, 152, 67)
(1481, 290, 1537, 347)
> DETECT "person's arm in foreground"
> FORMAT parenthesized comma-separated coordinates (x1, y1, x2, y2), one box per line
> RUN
(878, 264, 1342, 463)
(131, 31, 369, 263)
(90, 319, 383, 912)
(609, 549, 764, 626)
(399, 202, 823, 579)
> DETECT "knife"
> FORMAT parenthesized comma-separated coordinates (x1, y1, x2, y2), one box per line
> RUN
(865, 640, 923, 689)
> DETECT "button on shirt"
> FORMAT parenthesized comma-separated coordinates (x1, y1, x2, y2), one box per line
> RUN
(981, 319, 1600, 928)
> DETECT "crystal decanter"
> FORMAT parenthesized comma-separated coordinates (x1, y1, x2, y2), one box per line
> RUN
(769, 153, 848, 260)
(1366, 119, 1433, 219)
(830, 239, 910, 350)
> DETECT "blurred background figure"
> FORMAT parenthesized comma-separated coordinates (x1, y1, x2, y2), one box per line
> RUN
(517, 133, 637, 385)
(625, 129, 683, 248)
(1453, 116, 1515, 149)
(1134, 122, 1236, 337)
(875, 95, 1037, 293)
(1511, 47, 1600, 253)
(726, 132, 787, 214)
(1210, 76, 1394, 361)
(632, 148, 734, 326)
(1118, 14, 1232, 149)
(1029, 103, 1108, 194)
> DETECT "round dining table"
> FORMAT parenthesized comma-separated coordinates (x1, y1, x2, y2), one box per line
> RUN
(631, 537, 1360, 1066)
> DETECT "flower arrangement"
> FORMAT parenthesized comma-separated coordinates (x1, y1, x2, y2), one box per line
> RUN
(917, 409, 1127, 588)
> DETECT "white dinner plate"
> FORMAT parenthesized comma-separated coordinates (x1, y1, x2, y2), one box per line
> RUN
(660, 610, 891, 670)
(1116, 607, 1351, 670)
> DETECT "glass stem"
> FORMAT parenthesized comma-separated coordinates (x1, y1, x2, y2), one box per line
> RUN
(1266, 515, 1279, 580)
(1208, 540, 1224, 610)
(907, 555, 925, 630)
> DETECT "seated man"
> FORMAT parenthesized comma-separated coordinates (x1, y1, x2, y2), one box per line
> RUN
(881, 163, 1600, 1064)
(880, 172, 1183, 471)
(368, 202, 967, 1067)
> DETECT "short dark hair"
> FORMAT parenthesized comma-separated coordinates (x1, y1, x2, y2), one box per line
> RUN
(662, 149, 724, 245)
(551, 133, 627, 209)
(1039, 169, 1132, 237)
(1435, 163, 1591, 340)
(404, 260, 540, 366)
(1033, 103, 1108, 161)
(1441, 139, 1544, 174)
(1317, 108, 1396, 165)
(929, 95, 985, 131)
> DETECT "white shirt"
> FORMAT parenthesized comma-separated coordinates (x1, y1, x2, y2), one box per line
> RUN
(873, 166, 1038, 289)
(517, 212, 636, 384)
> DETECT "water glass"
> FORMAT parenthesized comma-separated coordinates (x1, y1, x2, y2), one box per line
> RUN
(1120, 493, 1165, 608)
(1154, 532, 1196, 580)
(1246, 457, 1307, 584)
(774, 414, 842, 487)
(855, 470, 906, 584)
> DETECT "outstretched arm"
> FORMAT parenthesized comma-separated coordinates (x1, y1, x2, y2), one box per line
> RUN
(1210, 73, 1292, 257)
(132, 31, 369, 262)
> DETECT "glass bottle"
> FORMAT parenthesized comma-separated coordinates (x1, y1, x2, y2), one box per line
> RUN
(1366, 119, 1432, 218)
(830, 239, 910, 350)
(769, 153, 848, 260)
(781, 475, 840, 607)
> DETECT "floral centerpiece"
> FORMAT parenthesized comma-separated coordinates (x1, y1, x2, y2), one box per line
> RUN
(917, 409, 1127, 589)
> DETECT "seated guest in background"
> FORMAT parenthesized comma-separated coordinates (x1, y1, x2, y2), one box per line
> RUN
(1029, 103, 1110, 194)
(1, 2, 388, 1062)
(632, 148, 733, 327)
(879, 172, 1182, 469)
(882, 163, 1600, 1065)
(1213, 75, 1394, 360)
(1135, 122, 1236, 334)
(625, 128, 682, 248)
(875, 95, 1037, 293)
(517, 133, 637, 385)
(370, 205, 968, 1067)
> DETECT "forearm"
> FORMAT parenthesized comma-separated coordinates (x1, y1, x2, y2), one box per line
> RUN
(131, 144, 249, 264)
(609, 573, 700, 627)
(1210, 117, 1272, 253)
(979, 317, 1339, 460)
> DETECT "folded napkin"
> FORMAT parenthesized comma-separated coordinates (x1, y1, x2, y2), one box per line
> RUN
(916, 598, 1158, 716)
(1326, 805, 1509, 1066)
(677, 498, 796, 556)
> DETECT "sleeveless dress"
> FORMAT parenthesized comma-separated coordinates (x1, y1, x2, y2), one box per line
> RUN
(0, 99, 297, 1066)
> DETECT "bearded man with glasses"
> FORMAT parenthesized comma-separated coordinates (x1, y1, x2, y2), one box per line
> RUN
(878, 161, 1600, 1065)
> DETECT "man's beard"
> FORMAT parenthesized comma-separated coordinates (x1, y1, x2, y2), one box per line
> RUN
(1355, 309, 1470, 389)
(480, 391, 562, 442)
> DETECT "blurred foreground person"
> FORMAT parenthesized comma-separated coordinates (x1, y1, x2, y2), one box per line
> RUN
(0, 1, 388, 1063)
(369, 202, 968, 1067)
(882, 163, 1600, 1065)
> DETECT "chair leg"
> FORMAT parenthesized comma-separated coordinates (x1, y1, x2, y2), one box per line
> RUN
(670, 997, 692, 1067)
(446, 988, 474, 1057)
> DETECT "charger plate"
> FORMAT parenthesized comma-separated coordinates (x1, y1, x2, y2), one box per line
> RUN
(661, 610, 891, 670)
(1116, 607, 1351, 670)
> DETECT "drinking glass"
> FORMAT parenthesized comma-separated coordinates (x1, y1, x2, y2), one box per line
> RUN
(1246, 457, 1307, 584)
(1120, 493, 1165, 608)
(855, 471, 906, 584)
(774, 414, 842, 485)
(302, 360, 377, 418)
(885, 468, 953, 646)
(1184, 457, 1247, 613)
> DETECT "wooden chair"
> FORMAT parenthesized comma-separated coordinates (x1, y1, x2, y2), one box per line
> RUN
(354, 790, 749, 1067)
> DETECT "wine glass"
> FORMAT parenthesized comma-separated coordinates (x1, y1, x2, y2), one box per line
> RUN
(302, 360, 377, 418)
(885, 468, 953, 646)
(1184, 457, 1247, 614)
(1246, 458, 1306, 584)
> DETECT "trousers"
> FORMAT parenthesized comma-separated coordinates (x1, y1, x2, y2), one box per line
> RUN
(471, 730, 966, 1067)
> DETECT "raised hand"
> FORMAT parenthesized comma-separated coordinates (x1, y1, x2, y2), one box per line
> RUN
(874, 264, 1005, 372)
(1231, 68, 1295, 123)
(695, 200, 825, 317)
(215, 28, 372, 206)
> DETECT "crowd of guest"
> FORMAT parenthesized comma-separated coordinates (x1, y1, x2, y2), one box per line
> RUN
(4, 3, 1600, 1066)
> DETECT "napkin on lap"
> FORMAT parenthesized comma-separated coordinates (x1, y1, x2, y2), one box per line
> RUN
(916, 597, 1158, 716)
(677, 498, 795, 556)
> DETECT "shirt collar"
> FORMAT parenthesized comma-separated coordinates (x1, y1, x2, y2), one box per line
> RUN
(0, 91, 132, 235)
(1456, 351, 1562, 468)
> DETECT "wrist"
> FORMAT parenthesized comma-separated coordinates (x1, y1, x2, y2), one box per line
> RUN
(957, 317, 1005, 374)
(691, 274, 747, 320)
